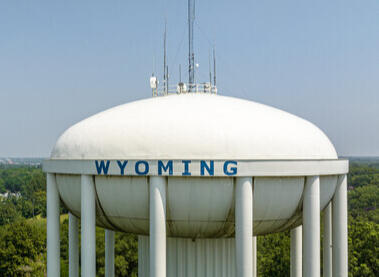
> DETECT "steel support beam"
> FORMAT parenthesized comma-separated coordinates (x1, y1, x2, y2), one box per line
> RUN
(291, 225, 302, 277)
(81, 175, 96, 277)
(323, 202, 332, 277)
(149, 176, 167, 277)
(236, 177, 253, 277)
(69, 213, 79, 277)
(105, 229, 115, 277)
(332, 174, 348, 277)
(47, 173, 60, 277)
(303, 176, 320, 277)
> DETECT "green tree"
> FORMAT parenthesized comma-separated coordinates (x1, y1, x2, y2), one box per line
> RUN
(0, 219, 46, 276)
(257, 231, 290, 276)
(0, 178, 6, 193)
(0, 199, 20, 225)
(348, 217, 379, 277)
(94, 227, 138, 277)
(348, 185, 379, 223)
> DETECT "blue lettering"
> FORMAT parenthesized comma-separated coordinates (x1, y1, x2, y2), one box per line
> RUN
(135, 161, 149, 175)
(158, 160, 173, 175)
(117, 160, 128, 175)
(200, 160, 214, 176)
(223, 160, 237, 176)
(182, 160, 191, 176)
(95, 160, 110, 175)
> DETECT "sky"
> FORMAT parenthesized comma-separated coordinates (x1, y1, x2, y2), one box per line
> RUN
(0, 0, 378, 157)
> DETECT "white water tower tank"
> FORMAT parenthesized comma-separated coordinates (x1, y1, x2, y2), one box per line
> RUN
(44, 94, 348, 277)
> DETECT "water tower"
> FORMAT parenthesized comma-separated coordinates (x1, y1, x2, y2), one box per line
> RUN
(44, 94, 348, 277)
(43, 2, 348, 277)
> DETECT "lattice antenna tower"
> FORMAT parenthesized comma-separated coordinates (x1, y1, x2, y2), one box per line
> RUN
(188, 0, 195, 90)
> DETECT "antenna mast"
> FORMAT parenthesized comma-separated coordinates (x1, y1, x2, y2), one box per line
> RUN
(209, 50, 212, 85)
(188, 0, 195, 90)
(179, 64, 182, 83)
(213, 47, 216, 87)
(163, 21, 168, 95)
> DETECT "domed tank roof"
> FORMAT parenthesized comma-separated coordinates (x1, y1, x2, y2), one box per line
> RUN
(51, 94, 337, 160)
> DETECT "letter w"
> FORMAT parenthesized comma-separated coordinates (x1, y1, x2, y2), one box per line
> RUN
(95, 160, 110, 175)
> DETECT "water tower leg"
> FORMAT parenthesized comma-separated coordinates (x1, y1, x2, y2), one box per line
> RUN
(149, 176, 167, 277)
(323, 203, 332, 277)
(81, 175, 96, 277)
(302, 176, 320, 277)
(332, 175, 348, 277)
(105, 229, 115, 277)
(253, 236, 257, 277)
(47, 173, 60, 277)
(290, 225, 302, 277)
(69, 213, 79, 277)
(235, 177, 253, 277)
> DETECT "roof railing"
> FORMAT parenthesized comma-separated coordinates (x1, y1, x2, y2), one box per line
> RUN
(152, 82, 217, 97)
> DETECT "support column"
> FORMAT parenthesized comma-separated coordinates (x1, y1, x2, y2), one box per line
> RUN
(149, 176, 166, 277)
(253, 236, 257, 277)
(105, 229, 115, 277)
(302, 176, 320, 277)
(69, 213, 79, 277)
(332, 174, 348, 277)
(47, 173, 60, 277)
(323, 203, 332, 277)
(290, 225, 302, 277)
(236, 177, 253, 277)
(81, 175, 96, 277)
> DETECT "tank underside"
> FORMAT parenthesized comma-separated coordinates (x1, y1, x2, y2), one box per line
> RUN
(56, 174, 338, 237)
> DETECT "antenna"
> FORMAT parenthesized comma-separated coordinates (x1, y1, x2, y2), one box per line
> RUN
(179, 64, 182, 83)
(152, 56, 155, 76)
(188, 0, 195, 90)
(213, 47, 216, 87)
(209, 50, 212, 85)
(163, 21, 167, 95)
(166, 65, 169, 95)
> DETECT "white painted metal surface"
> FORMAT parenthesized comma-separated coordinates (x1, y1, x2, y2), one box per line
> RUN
(44, 93, 349, 276)
(44, 159, 348, 177)
(81, 175, 96, 277)
(166, 177, 234, 237)
(105, 229, 115, 277)
(139, 236, 237, 277)
(57, 174, 81, 215)
(95, 176, 149, 234)
(333, 175, 348, 277)
(320, 175, 338, 211)
(52, 174, 346, 236)
(303, 176, 320, 277)
(235, 177, 253, 277)
(253, 177, 303, 234)
(149, 177, 166, 277)
(290, 226, 302, 277)
(69, 213, 79, 277)
(51, 94, 337, 160)
(47, 173, 60, 277)
(323, 203, 332, 277)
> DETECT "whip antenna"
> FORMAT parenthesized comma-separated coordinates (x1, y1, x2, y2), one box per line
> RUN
(213, 47, 216, 87)
(163, 21, 168, 95)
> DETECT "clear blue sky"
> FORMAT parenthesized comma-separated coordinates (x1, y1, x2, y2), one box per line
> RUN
(0, 0, 378, 157)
